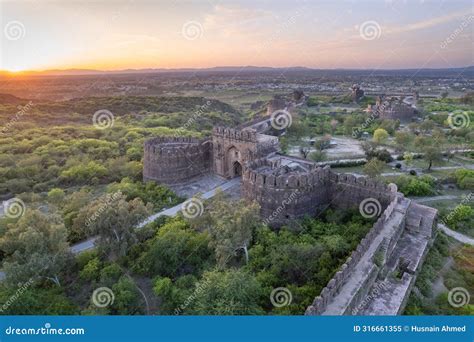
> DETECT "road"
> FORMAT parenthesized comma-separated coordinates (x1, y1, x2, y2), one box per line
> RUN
(438, 223, 474, 246)
(0, 178, 241, 280)
(71, 177, 241, 254)
(414, 195, 460, 203)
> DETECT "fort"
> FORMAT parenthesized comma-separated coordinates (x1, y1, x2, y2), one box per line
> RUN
(371, 94, 418, 121)
(143, 105, 438, 316)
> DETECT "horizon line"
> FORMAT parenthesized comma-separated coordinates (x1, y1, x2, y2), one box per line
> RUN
(1, 64, 473, 77)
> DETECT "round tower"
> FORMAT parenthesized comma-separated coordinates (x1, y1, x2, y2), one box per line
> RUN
(143, 137, 212, 185)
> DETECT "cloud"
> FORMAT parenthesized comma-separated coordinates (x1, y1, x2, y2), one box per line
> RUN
(386, 9, 471, 34)
(203, 4, 274, 38)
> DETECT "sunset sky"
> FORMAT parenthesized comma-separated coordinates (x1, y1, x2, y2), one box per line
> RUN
(0, 0, 472, 72)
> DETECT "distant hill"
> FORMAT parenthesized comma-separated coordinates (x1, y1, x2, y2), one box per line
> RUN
(3, 65, 472, 77)
(0, 93, 30, 105)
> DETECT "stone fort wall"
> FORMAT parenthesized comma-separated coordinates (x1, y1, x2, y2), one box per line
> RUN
(143, 136, 212, 184)
(242, 158, 396, 227)
(242, 158, 331, 226)
(304, 195, 401, 315)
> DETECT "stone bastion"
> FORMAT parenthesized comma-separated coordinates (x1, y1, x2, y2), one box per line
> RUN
(143, 136, 212, 184)
(242, 157, 396, 228)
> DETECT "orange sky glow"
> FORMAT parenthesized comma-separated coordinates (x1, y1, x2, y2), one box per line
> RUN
(1, 1, 472, 73)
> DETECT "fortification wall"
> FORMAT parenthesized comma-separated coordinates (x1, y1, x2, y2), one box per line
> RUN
(328, 173, 395, 211)
(212, 126, 257, 142)
(242, 158, 399, 229)
(143, 137, 212, 185)
(242, 158, 331, 227)
(305, 192, 412, 316)
(305, 194, 402, 315)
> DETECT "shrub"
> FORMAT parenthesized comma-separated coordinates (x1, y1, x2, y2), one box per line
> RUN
(454, 169, 474, 190)
(394, 175, 435, 196)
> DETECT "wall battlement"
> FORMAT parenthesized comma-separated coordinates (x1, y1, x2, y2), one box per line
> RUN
(242, 157, 396, 227)
(143, 136, 211, 184)
(212, 126, 257, 142)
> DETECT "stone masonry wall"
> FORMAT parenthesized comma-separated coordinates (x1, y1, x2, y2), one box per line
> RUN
(305, 194, 404, 315)
(143, 137, 211, 185)
(242, 158, 331, 227)
(242, 157, 397, 228)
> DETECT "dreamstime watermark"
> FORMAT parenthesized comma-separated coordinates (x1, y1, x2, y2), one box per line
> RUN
(3, 20, 26, 41)
(1, 101, 34, 135)
(174, 278, 211, 315)
(440, 192, 473, 226)
(92, 287, 115, 308)
(359, 198, 382, 218)
(92, 109, 115, 129)
(181, 198, 204, 219)
(440, 14, 474, 49)
(84, 192, 121, 227)
(270, 109, 292, 130)
(351, 281, 388, 314)
(263, 190, 299, 225)
(352, 102, 386, 138)
(182, 21, 203, 40)
(270, 287, 293, 308)
(447, 287, 470, 308)
(448, 111, 470, 130)
(2, 197, 26, 219)
(356, 20, 382, 41)
(175, 100, 212, 136)
(5, 323, 85, 336)
(0, 278, 34, 313)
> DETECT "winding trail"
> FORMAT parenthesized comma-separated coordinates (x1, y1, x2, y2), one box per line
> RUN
(438, 223, 474, 246)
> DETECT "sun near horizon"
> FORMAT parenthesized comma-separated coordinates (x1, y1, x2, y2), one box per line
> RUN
(1, 0, 473, 73)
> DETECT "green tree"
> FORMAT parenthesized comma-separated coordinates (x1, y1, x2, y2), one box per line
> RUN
(0, 210, 70, 286)
(111, 276, 144, 315)
(395, 131, 413, 151)
(309, 150, 327, 162)
(422, 145, 442, 171)
(363, 158, 385, 178)
(47, 188, 65, 206)
(134, 218, 213, 278)
(189, 269, 264, 315)
(199, 193, 261, 268)
(373, 128, 389, 144)
(84, 192, 152, 259)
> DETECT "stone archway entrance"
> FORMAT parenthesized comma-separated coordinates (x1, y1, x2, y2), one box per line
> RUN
(233, 161, 242, 177)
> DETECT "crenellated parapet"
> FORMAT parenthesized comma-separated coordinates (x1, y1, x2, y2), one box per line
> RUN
(305, 194, 406, 316)
(242, 158, 331, 227)
(143, 136, 212, 185)
(243, 158, 330, 189)
(212, 126, 257, 143)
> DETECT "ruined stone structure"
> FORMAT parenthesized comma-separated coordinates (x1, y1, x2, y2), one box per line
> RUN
(143, 99, 437, 316)
(143, 137, 211, 184)
(372, 95, 417, 121)
(266, 91, 307, 116)
(212, 127, 279, 178)
(266, 97, 288, 116)
(305, 194, 437, 315)
(242, 156, 437, 315)
(143, 125, 279, 182)
(351, 84, 365, 103)
(242, 156, 395, 227)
